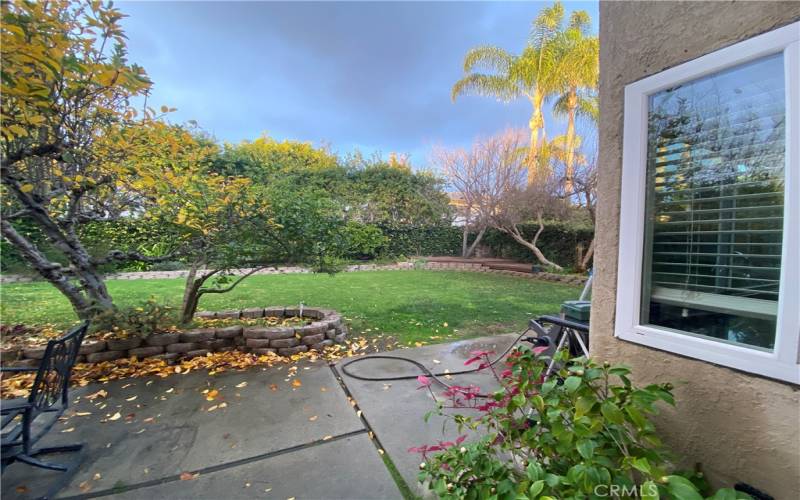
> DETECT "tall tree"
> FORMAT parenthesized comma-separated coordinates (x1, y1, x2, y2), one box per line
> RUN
(1, 0, 160, 319)
(451, 3, 564, 185)
(551, 10, 599, 195)
(434, 130, 528, 258)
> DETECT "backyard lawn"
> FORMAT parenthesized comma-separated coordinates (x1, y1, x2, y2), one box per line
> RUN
(0, 270, 580, 345)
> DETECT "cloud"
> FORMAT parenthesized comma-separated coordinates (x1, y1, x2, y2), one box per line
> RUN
(119, 1, 597, 167)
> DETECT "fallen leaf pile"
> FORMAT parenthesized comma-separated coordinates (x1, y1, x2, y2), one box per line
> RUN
(195, 315, 310, 329)
(0, 336, 393, 399)
(1, 323, 65, 351)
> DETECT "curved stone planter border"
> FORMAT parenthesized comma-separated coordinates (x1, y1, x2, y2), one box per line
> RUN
(6, 307, 348, 367)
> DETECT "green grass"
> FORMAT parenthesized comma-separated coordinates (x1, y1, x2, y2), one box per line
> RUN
(0, 270, 580, 345)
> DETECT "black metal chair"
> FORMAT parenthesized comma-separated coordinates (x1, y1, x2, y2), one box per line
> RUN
(1, 321, 88, 476)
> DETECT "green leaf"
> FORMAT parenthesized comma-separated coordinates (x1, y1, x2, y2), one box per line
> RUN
(531, 395, 545, 413)
(541, 379, 557, 395)
(609, 365, 631, 376)
(544, 473, 560, 488)
(600, 400, 625, 424)
(666, 475, 703, 500)
(575, 396, 595, 418)
(576, 439, 595, 460)
(631, 457, 652, 475)
(526, 462, 543, 481)
(564, 376, 581, 393)
(512, 393, 526, 408)
(708, 488, 752, 500)
(529, 480, 545, 497)
(624, 405, 647, 429)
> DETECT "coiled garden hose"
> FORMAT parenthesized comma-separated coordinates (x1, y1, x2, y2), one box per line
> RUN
(339, 324, 551, 396)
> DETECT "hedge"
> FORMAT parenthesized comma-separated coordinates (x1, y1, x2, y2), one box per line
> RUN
(379, 226, 463, 257)
(2, 220, 593, 274)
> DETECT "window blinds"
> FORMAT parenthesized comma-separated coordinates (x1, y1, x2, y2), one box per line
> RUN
(643, 53, 785, 321)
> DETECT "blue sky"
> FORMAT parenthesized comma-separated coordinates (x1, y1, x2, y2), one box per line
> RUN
(119, 1, 598, 169)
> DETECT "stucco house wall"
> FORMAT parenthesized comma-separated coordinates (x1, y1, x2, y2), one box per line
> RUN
(592, 1, 800, 496)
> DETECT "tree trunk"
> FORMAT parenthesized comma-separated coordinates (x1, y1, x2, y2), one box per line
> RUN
(1, 219, 97, 319)
(180, 261, 211, 324)
(461, 223, 470, 257)
(564, 87, 578, 195)
(461, 205, 473, 257)
(464, 226, 486, 258)
(501, 214, 563, 271)
(578, 237, 595, 272)
(1, 168, 115, 318)
(527, 91, 547, 185)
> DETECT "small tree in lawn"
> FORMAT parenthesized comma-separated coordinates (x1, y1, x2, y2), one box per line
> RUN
(119, 123, 346, 323)
(0, 0, 166, 319)
(174, 182, 348, 324)
(433, 129, 528, 258)
(491, 171, 569, 271)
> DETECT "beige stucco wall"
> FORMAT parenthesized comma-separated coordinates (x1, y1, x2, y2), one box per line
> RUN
(592, 1, 800, 496)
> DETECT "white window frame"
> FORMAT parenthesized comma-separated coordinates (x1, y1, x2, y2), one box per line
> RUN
(616, 22, 800, 384)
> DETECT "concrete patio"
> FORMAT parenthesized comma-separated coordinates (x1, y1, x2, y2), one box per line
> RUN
(2, 333, 520, 499)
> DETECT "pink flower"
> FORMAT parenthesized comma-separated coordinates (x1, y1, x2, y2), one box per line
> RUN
(417, 375, 432, 389)
(456, 435, 467, 445)
(500, 369, 513, 378)
(533, 346, 549, 355)
(477, 401, 501, 412)
(465, 350, 495, 366)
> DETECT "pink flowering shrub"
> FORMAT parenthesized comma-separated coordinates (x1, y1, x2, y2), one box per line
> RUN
(410, 346, 750, 499)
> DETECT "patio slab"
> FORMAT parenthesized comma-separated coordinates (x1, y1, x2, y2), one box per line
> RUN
(111, 433, 400, 500)
(337, 332, 521, 495)
(2, 361, 395, 499)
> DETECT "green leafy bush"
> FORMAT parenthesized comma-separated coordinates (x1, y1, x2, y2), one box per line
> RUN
(413, 348, 749, 499)
(342, 222, 389, 259)
(90, 297, 177, 339)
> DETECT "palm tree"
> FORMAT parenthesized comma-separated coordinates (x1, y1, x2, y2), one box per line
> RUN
(452, 2, 565, 185)
(550, 11, 599, 195)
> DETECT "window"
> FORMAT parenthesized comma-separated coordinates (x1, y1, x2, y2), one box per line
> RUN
(617, 22, 799, 383)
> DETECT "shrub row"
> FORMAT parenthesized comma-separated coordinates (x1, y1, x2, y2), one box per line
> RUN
(1, 221, 594, 274)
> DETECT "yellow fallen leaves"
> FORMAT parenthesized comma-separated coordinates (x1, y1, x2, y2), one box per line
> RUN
(0, 337, 380, 399)
(308, 415, 318, 422)
(179, 472, 199, 481)
(205, 389, 219, 401)
(108, 412, 121, 421)
(86, 389, 108, 401)
(207, 402, 228, 412)
(291, 379, 302, 388)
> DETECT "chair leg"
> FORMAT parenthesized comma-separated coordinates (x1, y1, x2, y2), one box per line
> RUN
(34, 443, 84, 455)
(15, 443, 83, 472)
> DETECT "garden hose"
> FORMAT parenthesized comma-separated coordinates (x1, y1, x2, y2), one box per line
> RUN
(339, 324, 551, 397)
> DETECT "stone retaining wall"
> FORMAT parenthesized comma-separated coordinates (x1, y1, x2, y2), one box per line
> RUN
(7, 307, 348, 367)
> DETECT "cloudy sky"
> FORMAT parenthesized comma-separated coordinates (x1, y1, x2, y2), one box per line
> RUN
(119, 1, 598, 168)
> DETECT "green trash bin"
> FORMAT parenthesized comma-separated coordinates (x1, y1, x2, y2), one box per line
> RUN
(561, 300, 591, 323)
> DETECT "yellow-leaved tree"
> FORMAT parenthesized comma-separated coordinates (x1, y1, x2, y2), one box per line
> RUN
(1, 0, 160, 319)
